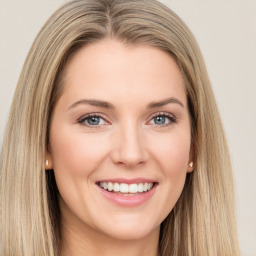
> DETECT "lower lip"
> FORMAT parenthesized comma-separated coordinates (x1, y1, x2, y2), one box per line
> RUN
(97, 184, 157, 206)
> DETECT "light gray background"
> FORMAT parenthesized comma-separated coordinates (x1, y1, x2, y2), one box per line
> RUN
(0, 1, 255, 255)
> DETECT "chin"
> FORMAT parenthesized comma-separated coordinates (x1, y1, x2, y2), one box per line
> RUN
(93, 215, 160, 241)
(102, 225, 158, 241)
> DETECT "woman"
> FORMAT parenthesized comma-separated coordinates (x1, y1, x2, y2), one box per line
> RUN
(0, 0, 241, 255)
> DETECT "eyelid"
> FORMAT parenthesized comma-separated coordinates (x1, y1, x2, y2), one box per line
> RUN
(148, 111, 176, 120)
(77, 112, 111, 127)
(77, 111, 177, 128)
(147, 111, 177, 126)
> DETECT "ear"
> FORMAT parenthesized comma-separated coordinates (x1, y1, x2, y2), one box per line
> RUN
(45, 149, 53, 170)
(187, 141, 194, 173)
(187, 161, 194, 173)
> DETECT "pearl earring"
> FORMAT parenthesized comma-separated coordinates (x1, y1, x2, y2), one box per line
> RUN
(46, 160, 49, 167)
(189, 162, 193, 168)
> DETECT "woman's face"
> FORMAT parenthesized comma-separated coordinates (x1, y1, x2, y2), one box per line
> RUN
(48, 39, 193, 241)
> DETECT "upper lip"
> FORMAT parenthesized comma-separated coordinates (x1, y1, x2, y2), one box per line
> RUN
(96, 178, 157, 184)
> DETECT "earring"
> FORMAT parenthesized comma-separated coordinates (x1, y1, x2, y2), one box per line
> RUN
(189, 162, 193, 168)
(46, 160, 49, 167)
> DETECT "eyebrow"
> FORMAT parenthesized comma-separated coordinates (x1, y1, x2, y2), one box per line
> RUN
(147, 97, 184, 109)
(68, 99, 115, 110)
(68, 97, 184, 110)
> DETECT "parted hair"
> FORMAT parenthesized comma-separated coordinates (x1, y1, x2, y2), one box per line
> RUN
(0, 0, 240, 255)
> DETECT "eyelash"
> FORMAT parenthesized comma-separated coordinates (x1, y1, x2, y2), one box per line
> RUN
(149, 112, 177, 127)
(77, 112, 177, 128)
(78, 113, 108, 129)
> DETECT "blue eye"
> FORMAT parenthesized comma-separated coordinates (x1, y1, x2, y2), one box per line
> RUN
(86, 116, 101, 125)
(149, 113, 176, 126)
(78, 113, 176, 128)
(154, 116, 167, 125)
(78, 115, 108, 126)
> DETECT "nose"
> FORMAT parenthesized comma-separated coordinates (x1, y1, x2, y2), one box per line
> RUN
(111, 122, 148, 168)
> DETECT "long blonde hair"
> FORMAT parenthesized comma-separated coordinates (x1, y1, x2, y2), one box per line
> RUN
(0, 0, 240, 255)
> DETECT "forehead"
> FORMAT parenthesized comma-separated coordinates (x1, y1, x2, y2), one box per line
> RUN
(60, 39, 187, 108)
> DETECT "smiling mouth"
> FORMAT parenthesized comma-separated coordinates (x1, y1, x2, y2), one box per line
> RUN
(96, 182, 157, 195)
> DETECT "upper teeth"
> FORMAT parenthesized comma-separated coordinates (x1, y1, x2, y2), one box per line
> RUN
(99, 182, 153, 193)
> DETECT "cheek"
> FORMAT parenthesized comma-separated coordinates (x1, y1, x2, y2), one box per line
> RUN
(49, 127, 110, 217)
(148, 130, 191, 210)
(151, 130, 191, 175)
(49, 124, 112, 185)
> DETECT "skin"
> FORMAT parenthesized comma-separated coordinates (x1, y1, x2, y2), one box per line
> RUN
(47, 39, 193, 256)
